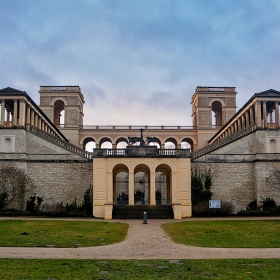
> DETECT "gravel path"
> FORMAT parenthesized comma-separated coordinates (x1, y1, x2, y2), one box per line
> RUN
(1, 217, 280, 259)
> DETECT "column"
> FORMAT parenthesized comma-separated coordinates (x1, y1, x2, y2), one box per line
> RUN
(26, 105, 31, 124)
(6, 109, 10, 122)
(237, 118, 241, 131)
(171, 172, 178, 204)
(13, 99, 18, 126)
(245, 111, 249, 128)
(128, 171, 134, 205)
(150, 171, 156, 205)
(234, 122, 237, 133)
(38, 117, 42, 129)
(30, 110, 35, 126)
(1, 100, 5, 125)
(255, 101, 262, 128)
(34, 113, 38, 128)
(107, 172, 113, 204)
(112, 143, 116, 155)
(249, 107, 254, 125)
(275, 101, 279, 128)
(19, 99, 26, 126)
(241, 115, 245, 130)
(263, 101, 267, 128)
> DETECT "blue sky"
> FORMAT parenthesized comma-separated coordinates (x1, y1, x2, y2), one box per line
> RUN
(1, 0, 280, 125)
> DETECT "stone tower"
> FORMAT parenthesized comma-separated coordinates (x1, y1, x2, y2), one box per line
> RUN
(39, 86, 85, 146)
(191, 86, 237, 149)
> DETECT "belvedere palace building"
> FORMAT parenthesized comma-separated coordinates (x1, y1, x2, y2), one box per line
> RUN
(0, 86, 279, 219)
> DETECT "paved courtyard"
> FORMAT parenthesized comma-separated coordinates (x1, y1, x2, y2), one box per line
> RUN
(0, 217, 280, 259)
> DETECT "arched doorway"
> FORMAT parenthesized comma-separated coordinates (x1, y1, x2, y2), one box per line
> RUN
(113, 164, 129, 205)
(134, 164, 150, 205)
(155, 164, 171, 205)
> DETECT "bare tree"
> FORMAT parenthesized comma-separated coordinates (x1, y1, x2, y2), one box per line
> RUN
(0, 167, 35, 210)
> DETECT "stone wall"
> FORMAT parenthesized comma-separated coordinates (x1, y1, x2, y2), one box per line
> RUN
(27, 161, 93, 209)
(192, 129, 280, 210)
(191, 162, 256, 210)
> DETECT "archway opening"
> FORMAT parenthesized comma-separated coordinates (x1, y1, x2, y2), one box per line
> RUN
(113, 164, 129, 205)
(212, 101, 222, 127)
(155, 164, 171, 205)
(100, 137, 113, 149)
(134, 164, 150, 205)
(165, 137, 177, 149)
(54, 100, 65, 127)
(148, 137, 161, 148)
(83, 137, 96, 152)
(116, 137, 128, 149)
(181, 138, 194, 152)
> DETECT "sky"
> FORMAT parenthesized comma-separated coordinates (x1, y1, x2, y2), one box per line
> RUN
(1, 0, 280, 126)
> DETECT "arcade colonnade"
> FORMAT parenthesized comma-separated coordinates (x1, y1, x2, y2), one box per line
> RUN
(79, 126, 198, 152)
(92, 157, 192, 219)
(0, 88, 67, 141)
(210, 92, 280, 144)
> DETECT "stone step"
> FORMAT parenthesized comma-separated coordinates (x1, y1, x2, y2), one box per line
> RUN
(112, 205, 174, 219)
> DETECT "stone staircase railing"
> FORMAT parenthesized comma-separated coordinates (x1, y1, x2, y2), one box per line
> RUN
(192, 124, 257, 160)
(25, 124, 92, 159)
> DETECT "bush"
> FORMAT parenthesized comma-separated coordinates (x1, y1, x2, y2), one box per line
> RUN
(26, 194, 43, 213)
(238, 197, 280, 216)
(261, 197, 277, 211)
(191, 168, 212, 206)
(220, 201, 233, 215)
(192, 201, 209, 216)
(246, 199, 258, 211)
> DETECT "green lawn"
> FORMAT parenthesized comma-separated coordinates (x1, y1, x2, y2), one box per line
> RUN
(0, 220, 128, 247)
(162, 220, 280, 248)
(0, 259, 279, 279)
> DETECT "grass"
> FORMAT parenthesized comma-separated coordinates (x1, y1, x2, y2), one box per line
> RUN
(0, 220, 128, 247)
(0, 259, 280, 279)
(162, 220, 280, 248)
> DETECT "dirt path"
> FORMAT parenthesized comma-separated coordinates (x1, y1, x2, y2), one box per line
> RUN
(1, 217, 280, 259)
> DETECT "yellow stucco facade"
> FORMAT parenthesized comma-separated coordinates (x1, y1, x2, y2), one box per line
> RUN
(93, 157, 191, 219)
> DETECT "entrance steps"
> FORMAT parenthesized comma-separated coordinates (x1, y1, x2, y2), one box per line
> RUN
(112, 205, 174, 219)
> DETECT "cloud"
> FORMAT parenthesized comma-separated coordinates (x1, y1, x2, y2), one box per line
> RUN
(1, 0, 280, 126)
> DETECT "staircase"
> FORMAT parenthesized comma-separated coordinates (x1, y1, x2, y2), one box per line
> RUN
(25, 124, 92, 160)
(112, 205, 174, 219)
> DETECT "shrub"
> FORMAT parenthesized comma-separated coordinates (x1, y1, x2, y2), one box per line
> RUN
(191, 167, 212, 206)
(220, 201, 233, 215)
(246, 199, 258, 211)
(26, 194, 44, 213)
(261, 197, 277, 211)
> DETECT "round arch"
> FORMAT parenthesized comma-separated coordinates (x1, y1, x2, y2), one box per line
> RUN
(148, 136, 161, 148)
(134, 164, 150, 205)
(155, 164, 172, 205)
(115, 137, 128, 145)
(99, 136, 113, 148)
(53, 100, 65, 126)
(208, 98, 226, 107)
(164, 137, 179, 149)
(80, 135, 97, 146)
(82, 137, 96, 150)
(112, 163, 129, 205)
(211, 100, 223, 126)
(51, 96, 68, 106)
(180, 137, 195, 151)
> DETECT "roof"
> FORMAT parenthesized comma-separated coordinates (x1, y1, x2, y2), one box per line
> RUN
(0, 87, 68, 142)
(208, 88, 280, 143)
